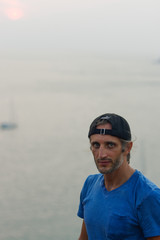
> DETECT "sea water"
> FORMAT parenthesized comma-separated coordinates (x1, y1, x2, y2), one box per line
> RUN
(0, 53, 160, 239)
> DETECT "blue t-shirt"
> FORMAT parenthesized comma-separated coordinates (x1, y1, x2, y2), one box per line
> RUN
(77, 170, 160, 240)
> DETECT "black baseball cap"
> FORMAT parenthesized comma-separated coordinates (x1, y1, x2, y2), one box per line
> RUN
(88, 113, 131, 141)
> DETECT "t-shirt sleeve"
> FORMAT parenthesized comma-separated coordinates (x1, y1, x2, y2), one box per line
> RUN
(137, 188, 160, 238)
(77, 175, 96, 219)
(77, 188, 85, 218)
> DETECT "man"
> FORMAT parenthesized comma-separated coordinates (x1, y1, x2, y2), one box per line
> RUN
(77, 113, 160, 240)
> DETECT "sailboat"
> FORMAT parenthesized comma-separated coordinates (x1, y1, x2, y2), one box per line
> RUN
(0, 122, 17, 130)
(0, 98, 18, 130)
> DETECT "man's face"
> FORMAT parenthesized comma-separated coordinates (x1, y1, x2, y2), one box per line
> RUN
(90, 123, 125, 174)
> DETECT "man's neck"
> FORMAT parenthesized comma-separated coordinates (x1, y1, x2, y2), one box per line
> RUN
(103, 163, 135, 191)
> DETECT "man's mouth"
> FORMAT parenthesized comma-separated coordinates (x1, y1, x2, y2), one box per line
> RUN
(98, 159, 112, 165)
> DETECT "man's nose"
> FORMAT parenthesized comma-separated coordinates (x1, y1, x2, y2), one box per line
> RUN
(98, 146, 108, 159)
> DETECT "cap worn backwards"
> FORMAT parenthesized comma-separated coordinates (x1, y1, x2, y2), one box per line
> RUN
(88, 113, 131, 141)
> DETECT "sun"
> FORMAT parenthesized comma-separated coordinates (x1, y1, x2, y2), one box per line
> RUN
(5, 7, 24, 20)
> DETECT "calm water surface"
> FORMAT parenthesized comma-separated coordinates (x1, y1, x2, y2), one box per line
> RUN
(0, 54, 160, 239)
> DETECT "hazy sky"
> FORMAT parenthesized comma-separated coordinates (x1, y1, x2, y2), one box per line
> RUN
(0, 0, 160, 57)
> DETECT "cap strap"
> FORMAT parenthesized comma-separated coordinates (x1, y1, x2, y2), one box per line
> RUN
(89, 128, 119, 137)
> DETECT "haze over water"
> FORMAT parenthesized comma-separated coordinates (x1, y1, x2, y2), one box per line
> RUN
(1, 54, 160, 239)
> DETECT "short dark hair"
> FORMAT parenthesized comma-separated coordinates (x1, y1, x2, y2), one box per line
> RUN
(121, 140, 131, 164)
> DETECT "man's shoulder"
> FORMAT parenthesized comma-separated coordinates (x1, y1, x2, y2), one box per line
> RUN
(80, 174, 102, 200)
(135, 170, 159, 191)
(134, 170, 160, 205)
(82, 173, 102, 191)
(85, 173, 102, 185)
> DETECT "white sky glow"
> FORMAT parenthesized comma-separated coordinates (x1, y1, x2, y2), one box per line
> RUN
(1, 0, 25, 20)
(0, 0, 160, 57)
(5, 7, 24, 20)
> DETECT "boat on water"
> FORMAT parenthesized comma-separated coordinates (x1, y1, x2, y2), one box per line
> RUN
(0, 98, 18, 130)
(0, 122, 17, 130)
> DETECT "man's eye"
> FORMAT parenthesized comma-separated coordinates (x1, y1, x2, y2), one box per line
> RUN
(92, 143, 100, 149)
(107, 142, 115, 148)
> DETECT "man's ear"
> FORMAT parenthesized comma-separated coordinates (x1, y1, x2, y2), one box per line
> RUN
(122, 141, 133, 154)
(126, 142, 133, 154)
